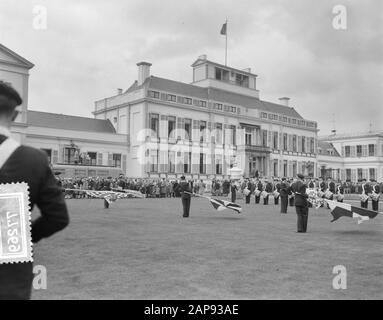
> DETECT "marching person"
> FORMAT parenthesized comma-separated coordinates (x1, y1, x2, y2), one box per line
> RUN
(230, 180, 238, 203)
(279, 178, 289, 214)
(0, 82, 69, 299)
(327, 177, 336, 201)
(177, 176, 192, 218)
(244, 178, 253, 204)
(255, 178, 263, 204)
(336, 183, 344, 202)
(360, 178, 371, 209)
(264, 179, 273, 205)
(288, 179, 295, 207)
(371, 179, 380, 212)
(273, 179, 281, 205)
(291, 173, 309, 233)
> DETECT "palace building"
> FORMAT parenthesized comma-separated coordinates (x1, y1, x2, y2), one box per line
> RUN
(1, 43, 128, 178)
(94, 55, 318, 179)
(318, 131, 383, 182)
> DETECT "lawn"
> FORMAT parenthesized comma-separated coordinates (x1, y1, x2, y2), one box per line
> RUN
(31, 197, 383, 300)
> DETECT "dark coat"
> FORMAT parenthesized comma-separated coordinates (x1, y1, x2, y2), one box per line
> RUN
(292, 180, 308, 208)
(280, 182, 289, 197)
(178, 181, 192, 199)
(0, 135, 69, 300)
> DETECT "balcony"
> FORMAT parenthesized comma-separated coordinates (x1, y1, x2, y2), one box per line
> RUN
(244, 144, 272, 153)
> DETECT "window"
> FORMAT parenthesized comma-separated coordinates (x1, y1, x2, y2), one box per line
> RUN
(41, 149, 52, 163)
(184, 152, 191, 173)
(262, 130, 267, 147)
(199, 100, 206, 107)
(168, 151, 176, 173)
(292, 135, 297, 152)
(112, 154, 121, 167)
(261, 112, 267, 119)
(184, 119, 192, 140)
(88, 152, 97, 165)
(215, 123, 223, 144)
(283, 134, 288, 151)
(346, 169, 351, 181)
(235, 73, 249, 87)
(369, 168, 376, 180)
(345, 146, 351, 157)
(302, 136, 306, 153)
(150, 150, 158, 172)
(168, 116, 176, 139)
(357, 168, 363, 180)
(268, 114, 273, 120)
(64, 147, 78, 164)
(214, 103, 223, 110)
(230, 125, 236, 145)
(273, 132, 278, 149)
(216, 154, 223, 174)
(283, 117, 287, 122)
(310, 138, 315, 153)
(200, 153, 206, 174)
(215, 67, 229, 81)
(149, 113, 159, 138)
(231, 106, 236, 113)
(245, 127, 252, 145)
(183, 97, 192, 105)
(291, 119, 297, 124)
(167, 94, 176, 102)
(200, 121, 206, 142)
(368, 144, 375, 156)
(356, 145, 362, 157)
(148, 90, 159, 98)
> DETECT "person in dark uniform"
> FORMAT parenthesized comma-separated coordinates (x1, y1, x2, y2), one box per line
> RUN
(273, 179, 281, 205)
(230, 180, 238, 203)
(371, 180, 380, 212)
(0, 82, 69, 300)
(288, 179, 295, 207)
(244, 178, 252, 204)
(279, 178, 289, 213)
(291, 174, 309, 233)
(177, 176, 192, 217)
(264, 180, 272, 205)
(360, 178, 371, 209)
(255, 179, 263, 204)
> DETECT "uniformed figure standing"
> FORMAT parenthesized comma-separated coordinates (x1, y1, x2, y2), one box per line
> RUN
(273, 179, 281, 205)
(255, 179, 263, 204)
(264, 180, 272, 205)
(291, 174, 309, 233)
(178, 176, 192, 217)
(288, 179, 295, 207)
(245, 178, 253, 204)
(0, 82, 69, 299)
(230, 180, 238, 203)
(371, 180, 380, 212)
(360, 178, 371, 208)
(279, 178, 289, 213)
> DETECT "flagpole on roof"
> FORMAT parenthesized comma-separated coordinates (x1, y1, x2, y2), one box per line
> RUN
(225, 18, 228, 66)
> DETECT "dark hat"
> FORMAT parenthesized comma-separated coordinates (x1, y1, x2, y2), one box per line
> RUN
(0, 81, 22, 110)
(281, 177, 286, 181)
(180, 175, 185, 180)
(297, 173, 305, 180)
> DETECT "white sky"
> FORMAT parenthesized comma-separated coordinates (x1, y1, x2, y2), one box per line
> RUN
(0, 0, 382, 135)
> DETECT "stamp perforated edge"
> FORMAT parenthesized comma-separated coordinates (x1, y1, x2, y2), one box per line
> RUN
(0, 182, 33, 264)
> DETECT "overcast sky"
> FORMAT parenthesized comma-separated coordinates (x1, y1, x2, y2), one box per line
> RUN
(0, 0, 382, 135)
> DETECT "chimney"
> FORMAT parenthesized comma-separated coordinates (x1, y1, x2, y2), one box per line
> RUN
(137, 61, 152, 86)
(279, 97, 290, 107)
(198, 54, 207, 60)
(117, 88, 123, 95)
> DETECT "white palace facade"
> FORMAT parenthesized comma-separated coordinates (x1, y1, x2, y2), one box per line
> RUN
(94, 55, 319, 179)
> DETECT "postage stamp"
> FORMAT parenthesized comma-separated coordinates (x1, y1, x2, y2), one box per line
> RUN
(0, 182, 33, 264)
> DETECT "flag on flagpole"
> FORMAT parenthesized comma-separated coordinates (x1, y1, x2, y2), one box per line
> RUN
(209, 198, 242, 214)
(220, 22, 227, 35)
(325, 199, 379, 224)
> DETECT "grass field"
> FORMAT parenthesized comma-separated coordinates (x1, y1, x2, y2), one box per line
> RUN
(31, 197, 383, 300)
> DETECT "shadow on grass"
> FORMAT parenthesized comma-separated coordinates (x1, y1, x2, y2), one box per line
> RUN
(335, 230, 382, 236)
